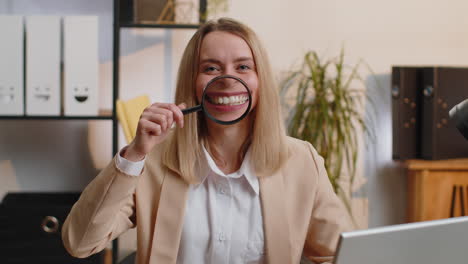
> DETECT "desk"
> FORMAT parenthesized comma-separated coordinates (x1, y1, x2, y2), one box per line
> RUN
(405, 158, 468, 222)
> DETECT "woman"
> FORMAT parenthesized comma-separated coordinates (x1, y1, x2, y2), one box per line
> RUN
(62, 18, 351, 264)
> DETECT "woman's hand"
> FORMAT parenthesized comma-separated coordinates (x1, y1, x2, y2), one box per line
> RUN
(123, 102, 186, 161)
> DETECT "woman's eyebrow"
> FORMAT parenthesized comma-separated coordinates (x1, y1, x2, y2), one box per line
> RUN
(199, 58, 221, 64)
(234, 57, 253, 63)
(199, 57, 253, 64)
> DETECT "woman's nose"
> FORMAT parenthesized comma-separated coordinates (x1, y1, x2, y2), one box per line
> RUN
(219, 76, 241, 90)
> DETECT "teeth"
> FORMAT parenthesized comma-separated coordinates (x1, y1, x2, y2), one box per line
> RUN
(210, 95, 248, 105)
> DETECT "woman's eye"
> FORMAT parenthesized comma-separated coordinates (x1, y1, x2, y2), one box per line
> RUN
(238, 64, 251, 71)
(203, 66, 219, 72)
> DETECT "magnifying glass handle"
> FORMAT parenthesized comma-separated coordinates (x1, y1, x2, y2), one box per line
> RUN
(182, 105, 202, 115)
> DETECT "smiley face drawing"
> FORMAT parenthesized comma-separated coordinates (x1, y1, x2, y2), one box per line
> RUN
(0, 86, 15, 104)
(74, 87, 89, 103)
(34, 86, 51, 102)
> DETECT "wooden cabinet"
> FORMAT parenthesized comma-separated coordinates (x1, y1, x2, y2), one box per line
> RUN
(405, 158, 468, 222)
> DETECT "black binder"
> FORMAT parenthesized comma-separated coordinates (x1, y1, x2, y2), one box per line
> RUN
(391, 67, 423, 160)
(421, 67, 468, 160)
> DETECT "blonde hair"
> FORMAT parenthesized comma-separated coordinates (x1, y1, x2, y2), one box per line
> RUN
(162, 17, 289, 183)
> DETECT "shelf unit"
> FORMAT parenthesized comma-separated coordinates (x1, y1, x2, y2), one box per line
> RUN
(0, 18, 118, 264)
(120, 23, 200, 29)
(1, 0, 208, 263)
(0, 115, 113, 120)
(111, 1, 206, 263)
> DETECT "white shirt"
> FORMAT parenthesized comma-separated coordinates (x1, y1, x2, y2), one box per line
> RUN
(116, 146, 265, 264)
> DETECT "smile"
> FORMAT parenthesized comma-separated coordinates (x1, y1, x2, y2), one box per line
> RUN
(75, 96, 89, 103)
(35, 95, 50, 102)
(206, 93, 249, 106)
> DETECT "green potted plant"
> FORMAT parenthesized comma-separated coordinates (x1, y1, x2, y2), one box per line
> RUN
(280, 49, 375, 225)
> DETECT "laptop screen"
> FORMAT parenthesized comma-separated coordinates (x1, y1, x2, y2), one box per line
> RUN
(334, 216, 468, 264)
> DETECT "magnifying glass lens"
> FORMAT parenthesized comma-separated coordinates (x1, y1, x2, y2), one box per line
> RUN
(181, 75, 252, 125)
(202, 76, 251, 125)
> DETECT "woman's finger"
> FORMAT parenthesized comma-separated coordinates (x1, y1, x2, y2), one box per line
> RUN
(168, 103, 186, 128)
(145, 107, 173, 131)
(150, 103, 185, 128)
(139, 118, 162, 136)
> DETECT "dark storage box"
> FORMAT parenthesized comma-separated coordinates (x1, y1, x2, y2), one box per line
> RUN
(0, 192, 103, 263)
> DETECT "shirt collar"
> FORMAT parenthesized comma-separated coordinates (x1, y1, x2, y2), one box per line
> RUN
(199, 144, 259, 195)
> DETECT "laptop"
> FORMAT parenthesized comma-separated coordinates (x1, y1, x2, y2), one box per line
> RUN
(334, 216, 468, 264)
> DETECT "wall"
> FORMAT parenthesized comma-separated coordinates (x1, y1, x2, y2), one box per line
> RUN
(2, 0, 468, 260)
(228, 0, 468, 227)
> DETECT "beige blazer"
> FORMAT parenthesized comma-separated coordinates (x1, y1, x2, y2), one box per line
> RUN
(62, 137, 352, 264)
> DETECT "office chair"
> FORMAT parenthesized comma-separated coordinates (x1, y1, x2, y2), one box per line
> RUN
(116, 95, 151, 143)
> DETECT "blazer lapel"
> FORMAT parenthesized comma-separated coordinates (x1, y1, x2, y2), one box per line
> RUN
(149, 171, 190, 264)
(260, 169, 292, 264)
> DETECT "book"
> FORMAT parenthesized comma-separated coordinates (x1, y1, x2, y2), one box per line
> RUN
(63, 16, 99, 116)
(0, 16, 24, 115)
(25, 16, 61, 116)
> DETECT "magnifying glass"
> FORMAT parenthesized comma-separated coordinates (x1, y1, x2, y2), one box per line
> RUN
(182, 75, 252, 125)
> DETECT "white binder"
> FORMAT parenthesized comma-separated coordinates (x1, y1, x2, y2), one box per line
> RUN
(25, 16, 61, 116)
(0, 16, 24, 115)
(63, 16, 99, 116)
